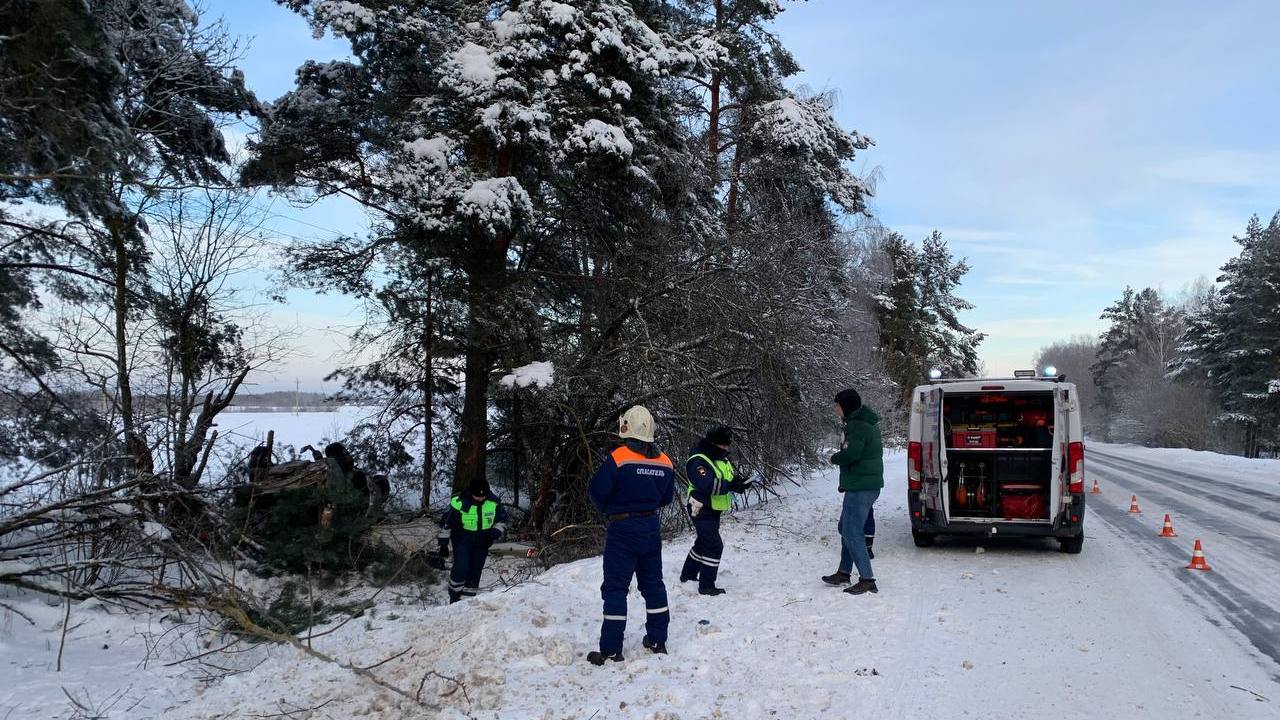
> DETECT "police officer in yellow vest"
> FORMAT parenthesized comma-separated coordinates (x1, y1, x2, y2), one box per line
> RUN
(679, 426, 750, 596)
(440, 480, 507, 603)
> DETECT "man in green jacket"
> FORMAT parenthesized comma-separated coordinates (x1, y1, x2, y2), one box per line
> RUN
(822, 388, 884, 595)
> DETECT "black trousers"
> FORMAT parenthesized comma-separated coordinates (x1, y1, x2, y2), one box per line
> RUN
(681, 505, 724, 590)
(448, 535, 492, 603)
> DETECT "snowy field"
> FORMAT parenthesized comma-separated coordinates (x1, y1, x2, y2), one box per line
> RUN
(3, 441, 1280, 718)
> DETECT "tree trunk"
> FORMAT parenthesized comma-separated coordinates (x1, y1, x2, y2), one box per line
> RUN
(110, 218, 135, 443)
(512, 392, 522, 509)
(421, 272, 435, 510)
(451, 250, 501, 494)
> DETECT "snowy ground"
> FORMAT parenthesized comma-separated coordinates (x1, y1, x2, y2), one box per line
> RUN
(4, 444, 1279, 718)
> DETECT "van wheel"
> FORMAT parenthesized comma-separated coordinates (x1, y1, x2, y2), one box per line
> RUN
(1059, 533, 1084, 554)
(912, 530, 936, 548)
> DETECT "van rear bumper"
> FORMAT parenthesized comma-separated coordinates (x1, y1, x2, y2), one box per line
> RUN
(909, 494, 1084, 539)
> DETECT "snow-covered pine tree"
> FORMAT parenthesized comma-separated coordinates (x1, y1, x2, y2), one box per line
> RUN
(1179, 213, 1280, 455)
(872, 231, 928, 403)
(918, 230, 984, 378)
(247, 0, 698, 494)
(869, 229, 981, 404)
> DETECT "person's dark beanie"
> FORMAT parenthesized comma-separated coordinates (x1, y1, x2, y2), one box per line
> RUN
(706, 425, 734, 446)
(470, 479, 491, 497)
(834, 388, 862, 416)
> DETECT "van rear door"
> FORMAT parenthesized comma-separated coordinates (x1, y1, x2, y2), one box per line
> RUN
(1050, 386, 1071, 523)
(920, 388, 948, 525)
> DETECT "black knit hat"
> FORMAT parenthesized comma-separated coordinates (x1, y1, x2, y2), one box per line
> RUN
(706, 425, 734, 446)
(834, 388, 862, 416)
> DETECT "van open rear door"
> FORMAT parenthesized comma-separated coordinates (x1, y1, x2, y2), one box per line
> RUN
(920, 388, 948, 525)
(1050, 385, 1072, 523)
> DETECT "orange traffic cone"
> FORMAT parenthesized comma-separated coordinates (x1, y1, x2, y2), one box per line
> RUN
(1186, 539, 1211, 571)
(1128, 495, 1141, 514)
(1158, 514, 1177, 537)
(1091, 478, 1101, 494)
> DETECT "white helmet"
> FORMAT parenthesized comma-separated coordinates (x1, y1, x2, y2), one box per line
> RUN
(618, 405, 655, 443)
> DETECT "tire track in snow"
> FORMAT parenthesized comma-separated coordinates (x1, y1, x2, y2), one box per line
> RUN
(1087, 472, 1280, 682)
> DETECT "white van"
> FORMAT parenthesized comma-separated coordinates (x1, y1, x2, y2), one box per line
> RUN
(906, 371, 1087, 553)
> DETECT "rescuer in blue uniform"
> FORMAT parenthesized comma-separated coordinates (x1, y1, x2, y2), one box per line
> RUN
(679, 425, 751, 596)
(586, 405, 676, 665)
(440, 481, 507, 603)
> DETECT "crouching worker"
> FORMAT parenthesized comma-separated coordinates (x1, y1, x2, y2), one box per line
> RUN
(441, 481, 506, 603)
(586, 406, 676, 666)
(680, 425, 750, 596)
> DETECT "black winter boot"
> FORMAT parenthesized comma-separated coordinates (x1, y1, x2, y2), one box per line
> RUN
(698, 586, 726, 596)
(822, 571, 851, 586)
(844, 577, 878, 595)
(586, 650, 624, 666)
(866, 536, 875, 560)
(642, 637, 667, 655)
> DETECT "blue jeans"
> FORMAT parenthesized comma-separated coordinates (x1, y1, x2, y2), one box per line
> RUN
(838, 489, 879, 579)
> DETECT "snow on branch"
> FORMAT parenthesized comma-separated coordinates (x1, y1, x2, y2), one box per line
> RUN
(445, 42, 500, 94)
(459, 177, 531, 235)
(564, 119, 634, 158)
(402, 137, 453, 172)
(500, 361, 555, 389)
(315, 0, 377, 37)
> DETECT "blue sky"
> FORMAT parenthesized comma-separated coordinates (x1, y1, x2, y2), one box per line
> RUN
(215, 0, 1280, 388)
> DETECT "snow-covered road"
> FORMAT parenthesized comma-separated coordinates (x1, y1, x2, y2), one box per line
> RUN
(1087, 442, 1280, 679)
(162, 446, 1280, 719)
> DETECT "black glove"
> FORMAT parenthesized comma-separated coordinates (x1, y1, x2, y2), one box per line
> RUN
(437, 538, 450, 559)
(729, 479, 752, 493)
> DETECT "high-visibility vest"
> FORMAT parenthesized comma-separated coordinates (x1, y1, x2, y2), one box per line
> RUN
(687, 454, 734, 512)
(450, 496, 498, 532)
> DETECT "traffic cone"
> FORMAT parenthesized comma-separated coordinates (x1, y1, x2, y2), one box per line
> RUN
(1128, 495, 1141, 514)
(1158, 514, 1177, 537)
(1091, 478, 1101, 494)
(1186, 539, 1211, 571)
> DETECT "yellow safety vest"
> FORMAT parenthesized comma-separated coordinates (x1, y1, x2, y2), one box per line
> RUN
(687, 454, 735, 512)
(450, 496, 498, 532)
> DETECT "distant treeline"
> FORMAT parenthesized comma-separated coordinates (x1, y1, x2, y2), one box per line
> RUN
(227, 392, 345, 411)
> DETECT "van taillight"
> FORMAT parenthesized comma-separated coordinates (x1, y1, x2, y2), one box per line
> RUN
(1068, 442, 1084, 494)
(907, 441, 922, 491)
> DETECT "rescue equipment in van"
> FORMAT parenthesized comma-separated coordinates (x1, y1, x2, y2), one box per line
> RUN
(999, 483, 1048, 519)
(1158, 514, 1177, 537)
(1186, 539, 1211, 571)
(951, 462, 989, 511)
(1128, 495, 1141, 514)
(952, 427, 996, 448)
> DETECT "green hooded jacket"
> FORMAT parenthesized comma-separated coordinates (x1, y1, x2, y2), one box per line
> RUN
(830, 406, 885, 492)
